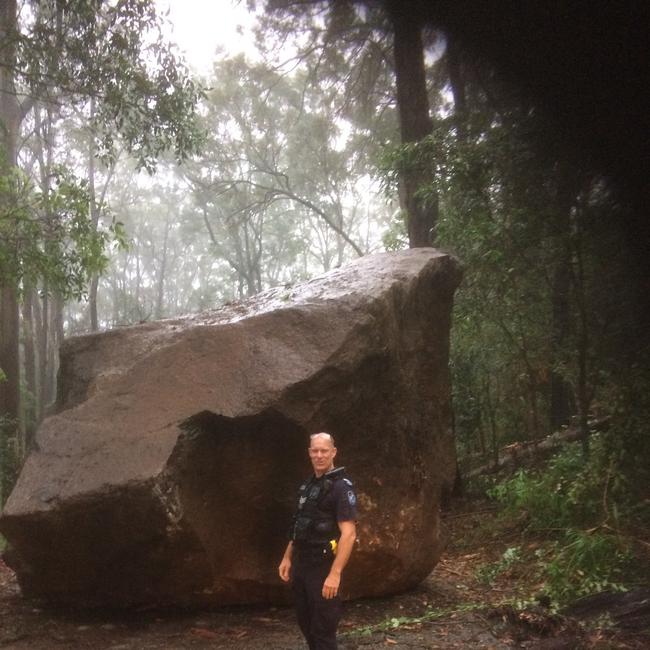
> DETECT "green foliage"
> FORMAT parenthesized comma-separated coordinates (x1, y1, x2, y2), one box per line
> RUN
(487, 426, 646, 607)
(380, 107, 576, 456)
(378, 133, 442, 199)
(344, 603, 479, 637)
(491, 421, 649, 534)
(381, 211, 408, 251)
(600, 368, 650, 525)
(476, 546, 522, 584)
(377, 56, 647, 479)
(0, 166, 125, 299)
(16, 0, 205, 171)
(182, 50, 388, 297)
(541, 530, 631, 606)
(488, 443, 587, 530)
(0, 416, 21, 508)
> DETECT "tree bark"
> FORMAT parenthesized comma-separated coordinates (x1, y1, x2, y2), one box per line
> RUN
(0, 287, 20, 421)
(21, 285, 37, 449)
(482, 372, 499, 468)
(0, 0, 21, 427)
(38, 290, 50, 412)
(573, 209, 591, 457)
(32, 287, 44, 419)
(549, 171, 579, 428)
(155, 218, 171, 320)
(550, 246, 573, 427)
(386, 1, 437, 247)
(44, 293, 64, 408)
(87, 97, 101, 331)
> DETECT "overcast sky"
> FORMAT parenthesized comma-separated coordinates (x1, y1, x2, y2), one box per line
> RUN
(155, 0, 257, 74)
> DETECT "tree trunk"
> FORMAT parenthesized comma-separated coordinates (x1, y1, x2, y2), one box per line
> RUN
(134, 242, 143, 320)
(550, 247, 574, 428)
(549, 170, 578, 429)
(38, 290, 50, 411)
(21, 285, 38, 449)
(0, 287, 20, 421)
(89, 273, 99, 330)
(44, 293, 64, 408)
(482, 373, 499, 468)
(573, 211, 591, 457)
(0, 0, 21, 427)
(88, 97, 101, 331)
(32, 287, 44, 420)
(155, 218, 171, 320)
(387, 1, 437, 247)
(110, 275, 120, 327)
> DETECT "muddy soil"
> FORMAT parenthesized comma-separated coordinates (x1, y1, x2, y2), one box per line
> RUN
(1, 503, 646, 649)
(0, 559, 503, 649)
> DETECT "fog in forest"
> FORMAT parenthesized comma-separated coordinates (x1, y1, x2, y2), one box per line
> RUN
(1, 2, 649, 637)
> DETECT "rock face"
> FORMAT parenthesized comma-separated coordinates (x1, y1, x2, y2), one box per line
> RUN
(0, 249, 461, 607)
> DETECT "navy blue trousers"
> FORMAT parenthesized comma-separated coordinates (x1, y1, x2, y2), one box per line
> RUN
(291, 560, 342, 650)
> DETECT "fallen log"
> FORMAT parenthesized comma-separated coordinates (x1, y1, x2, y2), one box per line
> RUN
(464, 417, 610, 479)
(563, 588, 650, 631)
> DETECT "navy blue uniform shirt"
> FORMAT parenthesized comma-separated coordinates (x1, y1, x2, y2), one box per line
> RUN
(319, 474, 357, 524)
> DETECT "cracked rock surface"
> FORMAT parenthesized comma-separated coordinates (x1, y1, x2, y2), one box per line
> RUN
(0, 249, 461, 607)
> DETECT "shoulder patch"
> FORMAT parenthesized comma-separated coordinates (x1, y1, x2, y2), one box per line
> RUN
(347, 490, 356, 506)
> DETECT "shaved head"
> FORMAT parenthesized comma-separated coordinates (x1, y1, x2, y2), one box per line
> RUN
(310, 432, 335, 447)
(308, 432, 337, 476)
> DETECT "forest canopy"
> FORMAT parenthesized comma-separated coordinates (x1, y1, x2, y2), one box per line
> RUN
(1, 0, 648, 610)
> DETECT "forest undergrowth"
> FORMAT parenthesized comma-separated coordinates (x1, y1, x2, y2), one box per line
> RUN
(459, 419, 650, 637)
(1, 446, 648, 649)
(1, 386, 649, 648)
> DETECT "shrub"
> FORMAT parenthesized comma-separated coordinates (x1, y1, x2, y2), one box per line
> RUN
(476, 546, 522, 584)
(487, 442, 586, 531)
(542, 529, 632, 606)
(0, 416, 21, 508)
(487, 435, 642, 608)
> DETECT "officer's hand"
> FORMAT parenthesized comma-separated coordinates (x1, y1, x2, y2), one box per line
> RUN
(322, 572, 340, 599)
(278, 558, 291, 582)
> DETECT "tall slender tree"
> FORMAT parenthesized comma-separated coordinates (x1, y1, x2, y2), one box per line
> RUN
(385, 1, 436, 246)
(0, 0, 202, 437)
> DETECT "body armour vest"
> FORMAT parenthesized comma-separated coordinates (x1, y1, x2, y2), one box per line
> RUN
(291, 466, 347, 546)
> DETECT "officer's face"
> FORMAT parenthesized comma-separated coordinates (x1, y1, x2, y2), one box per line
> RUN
(308, 435, 337, 477)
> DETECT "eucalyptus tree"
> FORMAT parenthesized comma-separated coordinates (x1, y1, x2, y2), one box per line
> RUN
(69, 165, 173, 330)
(183, 53, 382, 297)
(60, 157, 241, 332)
(255, 0, 440, 247)
(256, 1, 570, 453)
(0, 0, 202, 457)
(403, 49, 629, 461)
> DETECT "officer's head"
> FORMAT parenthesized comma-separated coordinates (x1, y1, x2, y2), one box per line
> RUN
(308, 432, 337, 477)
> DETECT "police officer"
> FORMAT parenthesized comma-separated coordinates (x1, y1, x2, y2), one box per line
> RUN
(278, 432, 357, 650)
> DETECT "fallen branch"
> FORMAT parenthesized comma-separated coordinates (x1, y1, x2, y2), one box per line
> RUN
(464, 417, 610, 479)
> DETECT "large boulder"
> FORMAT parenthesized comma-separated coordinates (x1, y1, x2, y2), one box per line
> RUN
(0, 249, 462, 607)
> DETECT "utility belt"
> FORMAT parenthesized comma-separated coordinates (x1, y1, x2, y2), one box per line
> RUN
(293, 539, 338, 565)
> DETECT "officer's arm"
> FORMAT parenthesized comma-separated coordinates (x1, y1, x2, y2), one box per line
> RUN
(278, 541, 293, 582)
(322, 520, 356, 599)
